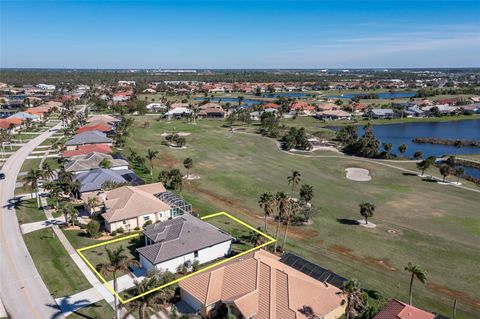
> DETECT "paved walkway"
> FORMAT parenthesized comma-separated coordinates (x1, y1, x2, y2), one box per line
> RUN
(20, 217, 66, 234)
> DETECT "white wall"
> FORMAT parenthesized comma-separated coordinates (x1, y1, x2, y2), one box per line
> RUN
(141, 240, 232, 273)
(180, 289, 203, 313)
(105, 209, 171, 232)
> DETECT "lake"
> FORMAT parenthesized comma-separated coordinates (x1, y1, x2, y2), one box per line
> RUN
(262, 92, 312, 98)
(326, 92, 417, 99)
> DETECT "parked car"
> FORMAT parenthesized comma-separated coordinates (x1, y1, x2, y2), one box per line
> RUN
(0, 172, 5, 180)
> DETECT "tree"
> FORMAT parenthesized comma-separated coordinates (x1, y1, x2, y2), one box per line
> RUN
(413, 151, 423, 160)
(282, 199, 298, 251)
(86, 220, 101, 238)
(158, 169, 170, 186)
(258, 192, 275, 232)
(145, 149, 159, 177)
(287, 170, 301, 196)
(439, 164, 452, 182)
(453, 140, 462, 156)
(67, 180, 81, 199)
(382, 143, 392, 158)
(404, 262, 427, 305)
(24, 168, 42, 208)
(337, 280, 367, 319)
(183, 158, 193, 179)
(87, 196, 100, 215)
(58, 201, 77, 226)
(455, 167, 464, 184)
(299, 184, 314, 203)
(169, 169, 183, 191)
(99, 158, 112, 169)
(398, 143, 407, 158)
(176, 136, 186, 147)
(274, 191, 288, 252)
(359, 202, 375, 225)
(42, 162, 55, 181)
(416, 156, 436, 176)
(98, 246, 140, 319)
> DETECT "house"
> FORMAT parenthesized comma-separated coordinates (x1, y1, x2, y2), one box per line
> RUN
(291, 101, 316, 115)
(86, 115, 120, 126)
(8, 112, 41, 122)
(317, 103, 339, 111)
(318, 110, 352, 120)
(405, 105, 425, 117)
(165, 107, 192, 119)
(263, 103, 280, 109)
(368, 108, 395, 119)
(461, 103, 480, 113)
(100, 183, 171, 232)
(373, 299, 436, 319)
(65, 152, 129, 174)
(197, 104, 226, 118)
(76, 123, 114, 135)
(65, 131, 113, 151)
(250, 108, 277, 121)
(63, 144, 113, 157)
(137, 214, 233, 273)
(0, 118, 23, 133)
(179, 250, 346, 319)
(146, 103, 168, 112)
(74, 168, 144, 195)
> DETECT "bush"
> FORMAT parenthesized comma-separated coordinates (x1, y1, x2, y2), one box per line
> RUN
(134, 226, 140, 231)
(116, 227, 124, 234)
(86, 220, 101, 238)
(111, 230, 117, 236)
(143, 220, 153, 228)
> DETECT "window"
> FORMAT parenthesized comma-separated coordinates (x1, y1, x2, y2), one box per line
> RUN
(122, 220, 127, 225)
(143, 216, 150, 221)
(194, 251, 199, 258)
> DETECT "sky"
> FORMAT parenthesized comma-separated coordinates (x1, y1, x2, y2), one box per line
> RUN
(1, 0, 480, 69)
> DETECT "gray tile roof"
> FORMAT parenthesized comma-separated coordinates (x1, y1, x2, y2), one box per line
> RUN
(137, 214, 233, 265)
(65, 130, 112, 146)
(74, 168, 143, 193)
(65, 152, 128, 172)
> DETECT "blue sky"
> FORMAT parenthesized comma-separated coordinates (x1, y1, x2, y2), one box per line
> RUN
(1, 1, 479, 68)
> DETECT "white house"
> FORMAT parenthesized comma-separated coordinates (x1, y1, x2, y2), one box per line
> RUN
(137, 214, 233, 273)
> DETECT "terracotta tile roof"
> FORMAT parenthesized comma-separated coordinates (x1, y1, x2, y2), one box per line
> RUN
(62, 144, 113, 157)
(102, 183, 169, 223)
(76, 123, 113, 134)
(291, 101, 315, 111)
(179, 250, 344, 319)
(0, 118, 23, 127)
(86, 115, 120, 124)
(373, 299, 436, 319)
(264, 103, 280, 109)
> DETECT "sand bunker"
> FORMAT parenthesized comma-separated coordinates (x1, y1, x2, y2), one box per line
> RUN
(161, 132, 191, 137)
(357, 220, 377, 228)
(346, 168, 371, 181)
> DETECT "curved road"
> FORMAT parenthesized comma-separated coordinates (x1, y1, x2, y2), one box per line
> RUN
(0, 121, 63, 319)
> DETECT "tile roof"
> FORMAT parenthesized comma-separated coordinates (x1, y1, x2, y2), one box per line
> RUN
(65, 152, 128, 172)
(179, 250, 344, 319)
(102, 183, 169, 223)
(65, 130, 112, 146)
(62, 144, 113, 157)
(76, 123, 113, 134)
(137, 214, 233, 265)
(86, 115, 120, 124)
(373, 299, 436, 319)
(74, 168, 143, 193)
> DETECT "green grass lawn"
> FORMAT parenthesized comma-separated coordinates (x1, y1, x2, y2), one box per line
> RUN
(15, 198, 45, 224)
(24, 228, 91, 297)
(123, 116, 480, 318)
(66, 300, 114, 319)
(19, 158, 41, 173)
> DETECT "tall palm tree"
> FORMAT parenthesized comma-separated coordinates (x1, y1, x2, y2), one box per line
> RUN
(282, 199, 298, 251)
(87, 196, 101, 215)
(398, 143, 407, 158)
(183, 157, 193, 179)
(337, 279, 367, 319)
(58, 201, 77, 226)
(146, 149, 159, 178)
(287, 170, 301, 196)
(23, 168, 43, 208)
(258, 192, 275, 232)
(299, 184, 314, 204)
(359, 202, 375, 225)
(42, 162, 55, 181)
(453, 140, 462, 156)
(404, 262, 427, 305)
(98, 246, 140, 319)
(274, 191, 288, 252)
(439, 164, 452, 182)
(123, 277, 169, 319)
(67, 180, 81, 199)
(455, 167, 464, 184)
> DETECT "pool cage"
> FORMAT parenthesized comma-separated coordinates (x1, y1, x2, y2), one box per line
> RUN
(155, 191, 192, 217)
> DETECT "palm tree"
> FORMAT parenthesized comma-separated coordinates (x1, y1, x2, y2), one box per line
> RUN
(183, 157, 193, 179)
(416, 156, 435, 176)
(455, 167, 464, 184)
(123, 276, 170, 319)
(145, 149, 159, 178)
(299, 184, 314, 204)
(404, 262, 427, 305)
(42, 162, 55, 181)
(287, 170, 301, 196)
(413, 151, 423, 160)
(258, 192, 275, 232)
(274, 191, 288, 253)
(87, 196, 101, 215)
(282, 199, 298, 251)
(453, 140, 462, 156)
(49, 187, 62, 208)
(67, 180, 81, 199)
(439, 164, 452, 182)
(382, 142, 392, 158)
(23, 168, 43, 208)
(57, 201, 77, 226)
(98, 246, 140, 319)
(398, 143, 407, 158)
(99, 158, 112, 169)
(337, 279, 367, 319)
(359, 202, 375, 225)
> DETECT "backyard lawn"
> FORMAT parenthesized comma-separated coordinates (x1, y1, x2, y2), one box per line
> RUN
(23, 228, 91, 297)
(123, 116, 480, 318)
(15, 198, 45, 224)
(68, 300, 114, 319)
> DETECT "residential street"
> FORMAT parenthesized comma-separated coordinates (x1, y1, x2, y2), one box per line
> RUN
(0, 121, 63, 319)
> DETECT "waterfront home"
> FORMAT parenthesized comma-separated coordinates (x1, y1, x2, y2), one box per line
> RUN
(65, 130, 113, 151)
(100, 183, 171, 232)
(137, 214, 233, 273)
(291, 101, 316, 115)
(263, 102, 280, 109)
(0, 118, 23, 133)
(250, 108, 277, 121)
(318, 110, 352, 120)
(405, 105, 425, 117)
(421, 104, 459, 115)
(65, 152, 129, 174)
(165, 107, 192, 119)
(146, 103, 167, 112)
(373, 299, 437, 319)
(197, 103, 226, 118)
(8, 112, 41, 122)
(179, 250, 345, 319)
(75, 167, 144, 195)
(368, 108, 395, 119)
(317, 103, 339, 111)
(63, 144, 113, 157)
(461, 103, 480, 113)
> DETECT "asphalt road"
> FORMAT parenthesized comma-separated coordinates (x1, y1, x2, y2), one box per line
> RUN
(0, 122, 64, 319)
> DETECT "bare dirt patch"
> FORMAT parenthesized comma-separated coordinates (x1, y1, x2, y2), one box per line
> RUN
(428, 282, 480, 309)
(329, 244, 397, 272)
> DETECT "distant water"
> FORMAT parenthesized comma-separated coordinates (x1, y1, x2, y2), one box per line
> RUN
(193, 97, 262, 106)
(262, 92, 312, 98)
(326, 92, 417, 99)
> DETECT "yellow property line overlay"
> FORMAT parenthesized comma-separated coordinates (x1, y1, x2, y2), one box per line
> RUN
(76, 211, 275, 304)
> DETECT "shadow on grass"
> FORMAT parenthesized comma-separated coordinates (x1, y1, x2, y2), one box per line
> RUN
(336, 218, 360, 226)
(47, 296, 99, 319)
(402, 172, 418, 176)
(422, 178, 438, 183)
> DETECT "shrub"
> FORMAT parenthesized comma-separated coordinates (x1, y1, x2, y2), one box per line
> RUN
(143, 220, 153, 228)
(116, 227, 124, 234)
(86, 220, 101, 238)
(111, 230, 117, 236)
(134, 226, 140, 231)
